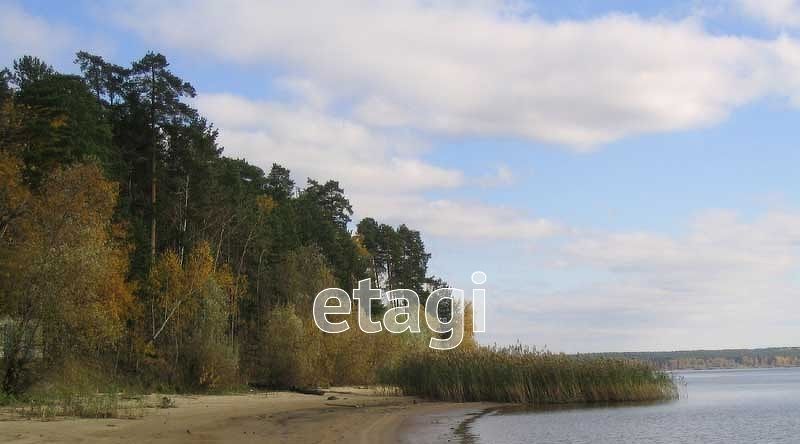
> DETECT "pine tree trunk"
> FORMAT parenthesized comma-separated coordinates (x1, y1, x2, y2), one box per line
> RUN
(179, 174, 189, 265)
(149, 66, 157, 263)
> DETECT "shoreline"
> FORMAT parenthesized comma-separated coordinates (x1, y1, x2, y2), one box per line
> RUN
(397, 403, 495, 444)
(0, 388, 491, 444)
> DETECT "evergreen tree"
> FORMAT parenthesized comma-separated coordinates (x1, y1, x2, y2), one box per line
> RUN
(265, 163, 295, 200)
(11, 56, 54, 90)
(9, 65, 112, 184)
(130, 52, 196, 263)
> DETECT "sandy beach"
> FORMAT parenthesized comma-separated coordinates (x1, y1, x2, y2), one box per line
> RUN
(0, 388, 490, 444)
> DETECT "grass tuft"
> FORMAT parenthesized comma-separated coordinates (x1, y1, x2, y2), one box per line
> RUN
(12, 392, 145, 419)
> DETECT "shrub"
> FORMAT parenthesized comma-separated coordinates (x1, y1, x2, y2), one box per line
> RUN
(259, 304, 318, 388)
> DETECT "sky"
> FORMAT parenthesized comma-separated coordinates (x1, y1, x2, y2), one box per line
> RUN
(3, 0, 800, 352)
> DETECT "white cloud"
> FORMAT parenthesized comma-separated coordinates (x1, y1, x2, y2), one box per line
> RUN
(532, 209, 800, 349)
(196, 92, 560, 241)
(195, 92, 464, 194)
(738, 0, 800, 28)
(274, 77, 332, 110)
(477, 164, 516, 187)
(116, 0, 800, 147)
(0, 2, 76, 64)
(564, 210, 800, 281)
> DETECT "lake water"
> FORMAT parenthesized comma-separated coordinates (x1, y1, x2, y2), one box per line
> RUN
(463, 367, 800, 444)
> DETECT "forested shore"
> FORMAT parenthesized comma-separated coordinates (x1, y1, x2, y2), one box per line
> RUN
(588, 347, 800, 370)
(0, 52, 451, 398)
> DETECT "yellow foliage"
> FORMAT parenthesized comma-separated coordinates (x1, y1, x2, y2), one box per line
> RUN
(351, 233, 370, 259)
(255, 195, 276, 215)
(0, 151, 29, 243)
(49, 114, 68, 129)
(258, 303, 436, 388)
(145, 242, 241, 389)
(1, 160, 135, 360)
(148, 241, 240, 339)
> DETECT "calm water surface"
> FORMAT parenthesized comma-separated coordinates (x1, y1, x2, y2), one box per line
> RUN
(465, 368, 800, 443)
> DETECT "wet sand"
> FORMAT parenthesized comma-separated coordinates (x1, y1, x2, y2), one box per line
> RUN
(0, 388, 490, 444)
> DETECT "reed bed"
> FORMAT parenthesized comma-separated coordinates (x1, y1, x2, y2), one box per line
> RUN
(380, 346, 678, 404)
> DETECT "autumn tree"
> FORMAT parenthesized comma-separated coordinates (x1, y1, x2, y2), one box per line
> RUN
(0, 161, 133, 393)
(145, 242, 241, 389)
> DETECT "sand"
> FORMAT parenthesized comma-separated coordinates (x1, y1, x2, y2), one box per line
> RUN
(0, 388, 490, 443)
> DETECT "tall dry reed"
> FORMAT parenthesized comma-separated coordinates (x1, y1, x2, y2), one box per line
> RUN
(380, 345, 678, 404)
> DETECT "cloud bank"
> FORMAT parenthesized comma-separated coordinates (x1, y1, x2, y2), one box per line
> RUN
(118, 0, 800, 147)
(738, 0, 800, 28)
(492, 209, 800, 351)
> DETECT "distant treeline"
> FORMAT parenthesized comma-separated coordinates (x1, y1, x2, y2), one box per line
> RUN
(0, 52, 457, 397)
(585, 347, 800, 370)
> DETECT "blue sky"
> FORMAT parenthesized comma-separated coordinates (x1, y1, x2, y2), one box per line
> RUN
(4, 0, 800, 352)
